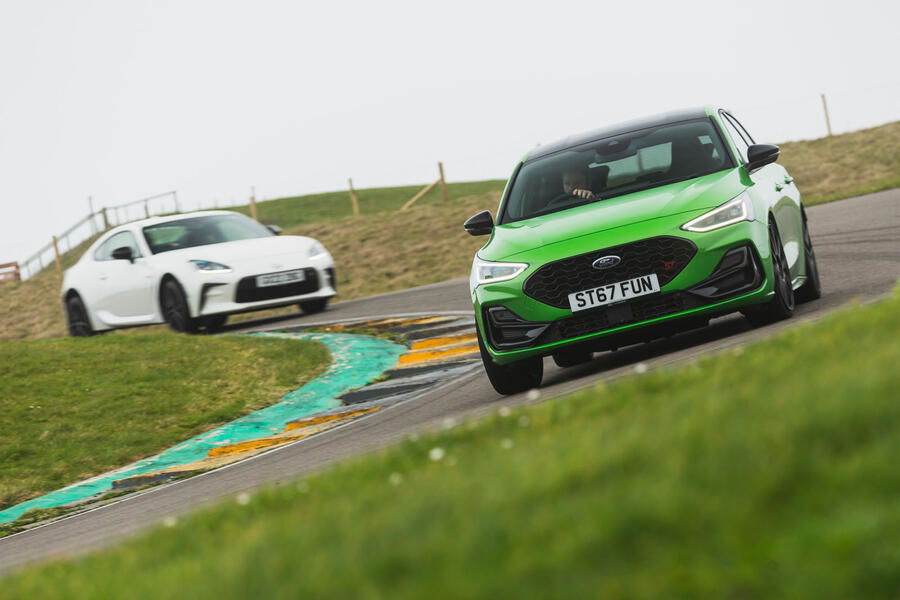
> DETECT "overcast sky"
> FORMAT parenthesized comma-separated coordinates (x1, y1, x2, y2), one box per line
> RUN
(1, 0, 898, 265)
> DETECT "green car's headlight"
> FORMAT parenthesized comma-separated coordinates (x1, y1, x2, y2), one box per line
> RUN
(471, 258, 529, 288)
(681, 192, 755, 232)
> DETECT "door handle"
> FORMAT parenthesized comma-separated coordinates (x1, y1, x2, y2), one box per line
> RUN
(784, 175, 793, 184)
(99, 273, 109, 281)
(775, 183, 784, 191)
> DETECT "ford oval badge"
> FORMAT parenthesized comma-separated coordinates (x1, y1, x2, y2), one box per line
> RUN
(592, 255, 621, 270)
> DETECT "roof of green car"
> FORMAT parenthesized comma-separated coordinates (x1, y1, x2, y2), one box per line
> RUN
(525, 106, 719, 162)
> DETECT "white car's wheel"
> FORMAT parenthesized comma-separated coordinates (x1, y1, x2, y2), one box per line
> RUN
(299, 298, 328, 314)
(160, 279, 199, 333)
(65, 294, 94, 337)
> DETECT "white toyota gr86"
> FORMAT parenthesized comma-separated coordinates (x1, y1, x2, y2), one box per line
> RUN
(61, 210, 336, 336)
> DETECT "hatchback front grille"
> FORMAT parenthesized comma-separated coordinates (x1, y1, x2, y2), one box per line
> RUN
(523, 236, 697, 308)
(546, 292, 696, 342)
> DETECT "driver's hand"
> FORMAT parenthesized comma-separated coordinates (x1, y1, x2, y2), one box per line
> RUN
(572, 188, 595, 199)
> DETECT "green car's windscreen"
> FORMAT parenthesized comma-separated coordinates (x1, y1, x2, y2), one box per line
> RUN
(500, 118, 734, 224)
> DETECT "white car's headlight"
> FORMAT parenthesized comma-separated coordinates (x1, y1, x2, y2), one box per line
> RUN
(189, 259, 232, 272)
(308, 241, 328, 258)
(681, 192, 755, 233)
(471, 258, 529, 287)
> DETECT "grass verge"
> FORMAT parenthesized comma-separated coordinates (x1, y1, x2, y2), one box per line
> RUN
(0, 333, 329, 512)
(4, 287, 898, 597)
(779, 120, 900, 206)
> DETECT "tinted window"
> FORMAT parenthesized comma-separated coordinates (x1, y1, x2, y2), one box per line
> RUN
(719, 113, 750, 163)
(500, 118, 733, 224)
(93, 231, 142, 261)
(143, 213, 273, 254)
(725, 112, 756, 145)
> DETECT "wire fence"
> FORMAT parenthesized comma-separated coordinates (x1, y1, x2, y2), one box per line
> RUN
(17, 191, 179, 281)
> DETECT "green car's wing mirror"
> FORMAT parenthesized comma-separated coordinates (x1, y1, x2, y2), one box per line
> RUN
(464, 210, 494, 236)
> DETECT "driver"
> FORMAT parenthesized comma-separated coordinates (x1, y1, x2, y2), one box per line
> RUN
(561, 167, 595, 199)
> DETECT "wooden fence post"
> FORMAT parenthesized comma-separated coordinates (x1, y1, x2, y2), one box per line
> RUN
(821, 93, 833, 137)
(348, 178, 360, 218)
(52, 236, 62, 271)
(144, 200, 150, 218)
(250, 190, 259, 222)
(401, 180, 440, 211)
(438, 162, 449, 203)
(102, 207, 110, 230)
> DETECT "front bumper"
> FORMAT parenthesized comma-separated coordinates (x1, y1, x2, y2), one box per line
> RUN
(473, 215, 774, 365)
(189, 259, 337, 317)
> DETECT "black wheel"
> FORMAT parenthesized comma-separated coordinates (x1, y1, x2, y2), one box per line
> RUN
(202, 314, 228, 332)
(299, 298, 329, 314)
(743, 219, 795, 327)
(795, 209, 822, 303)
(161, 279, 199, 333)
(65, 294, 94, 337)
(552, 348, 593, 368)
(477, 329, 543, 395)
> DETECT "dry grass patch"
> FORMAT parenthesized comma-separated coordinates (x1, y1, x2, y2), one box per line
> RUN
(779, 121, 900, 205)
(293, 192, 497, 299)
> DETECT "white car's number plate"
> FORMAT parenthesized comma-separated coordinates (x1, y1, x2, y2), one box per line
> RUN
(568, 274, 660, 312)
(256, 269, 306, 288)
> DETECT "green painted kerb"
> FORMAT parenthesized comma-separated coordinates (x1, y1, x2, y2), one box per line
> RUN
(0, 332, 405, 525)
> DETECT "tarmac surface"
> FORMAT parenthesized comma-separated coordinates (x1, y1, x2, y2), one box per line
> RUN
(1, 188, 898, 574)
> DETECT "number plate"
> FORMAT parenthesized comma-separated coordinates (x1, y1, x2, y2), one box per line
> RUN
(568, 274, 660, 312)
(256, 269, 306, 288)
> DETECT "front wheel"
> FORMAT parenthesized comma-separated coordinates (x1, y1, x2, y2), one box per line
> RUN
(161, 279, 199, 333)
(743, 219, 795, 327)
(65, 295, 94, 337)
(299, 298, 329, 314)
(477, 329, 543, 395)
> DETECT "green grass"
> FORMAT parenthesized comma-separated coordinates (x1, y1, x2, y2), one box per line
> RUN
(4, 287, 899, 598)
(0, 333, 329, 511)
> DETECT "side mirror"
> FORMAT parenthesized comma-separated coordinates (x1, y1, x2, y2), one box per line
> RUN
(266, 225, 282, 235)
(111, 246, 134, 263)
(746, 144, 779, 172)
(464, 210, 494, 236)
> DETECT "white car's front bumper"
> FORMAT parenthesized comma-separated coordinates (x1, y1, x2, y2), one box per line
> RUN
(188, 259, 336, 317)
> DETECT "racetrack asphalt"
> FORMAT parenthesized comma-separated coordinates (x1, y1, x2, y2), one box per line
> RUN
(1, 188, 898, 574)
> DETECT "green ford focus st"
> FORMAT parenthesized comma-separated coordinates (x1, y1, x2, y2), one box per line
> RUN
(465, 106, 821, 395)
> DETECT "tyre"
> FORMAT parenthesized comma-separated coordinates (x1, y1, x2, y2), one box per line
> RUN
(552, 348, 593, 368)
(160, 279, 199, 333)
(477, 329, 543, 395)
(65, 294, 94, 337)
(742, 219, 795, 327)
(299, 298, 329, 314)
(202, 314, 228, 332)
(795, 209, 822, 303)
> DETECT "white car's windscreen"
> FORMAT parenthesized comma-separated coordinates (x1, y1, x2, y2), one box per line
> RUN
(143, 214, 273, 254)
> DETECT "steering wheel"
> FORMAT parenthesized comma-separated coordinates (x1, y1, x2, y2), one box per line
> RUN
(545, 192, 592, 211)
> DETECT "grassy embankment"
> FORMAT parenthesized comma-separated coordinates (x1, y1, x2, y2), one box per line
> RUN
(4, 284, 898, 597)
(1, 121, 897, 340)
(0, 334, 329, 516)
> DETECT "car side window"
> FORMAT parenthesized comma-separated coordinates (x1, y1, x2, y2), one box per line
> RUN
(719, 112, 750, 163)
(93, 231, 142, 261)
(725, 112, 756, 146)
